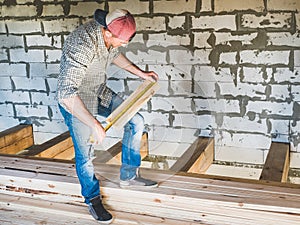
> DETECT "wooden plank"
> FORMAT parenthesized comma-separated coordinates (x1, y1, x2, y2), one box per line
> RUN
(170, 137, 213, 173)
(106, 80, 159, 130)
(21, 131, 74, 158)
(260, 142, 290, 182)
(52, 146, 75, 160)
(188, 138, 214, 173)
(0, 164, 299, 225)
(140, 132, 149, 159)
(0, 124, 33, 154)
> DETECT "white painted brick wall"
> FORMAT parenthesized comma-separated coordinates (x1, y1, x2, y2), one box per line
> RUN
(146, 33, 190, 47)
(31, 92, 57, 106)
(295, 50, 300, 66)
(270, 85, 291, 101)
(0, 77, 11, 90)
(151, 96, 191, 112)
(69, 2, 103, 17)
(219, 52, 237, 64)
(194, 99, 240, 113)
(201, 0, 212, 12)
(291, 86, 300, 101)
(0, 104, 14, 117)
(267, 0, 299, 11)
(242, 67, 273, 83)
(43, 19, 80, 34)
(0, 35, 23, 48)
(273, 67, 300, 83)
(108, 0, 149, 14)
(194, 66, 233, 82)
(215, 0, 265, 12)
(42, 5, 64, 17)
(45, 49, 61, 63)
(1, 90, 30, 103)
(268, 32, 300, 47)
(153, 0, 196, 14)
(247, 101, 293, 116)
(148, 64, 192, 81)
(135, 17, 166, 31)
(30, 63, 60, 77)
(219, 82, 267, 99)
(11, 77, 46, 91)
(168, 16, 186, 30)
(1, 5, 37, 17)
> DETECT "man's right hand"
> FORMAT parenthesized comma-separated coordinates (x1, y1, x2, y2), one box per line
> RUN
(89, 120, 106, 145)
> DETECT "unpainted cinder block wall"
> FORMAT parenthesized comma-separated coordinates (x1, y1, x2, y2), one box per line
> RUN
(0, 0, 299, 169)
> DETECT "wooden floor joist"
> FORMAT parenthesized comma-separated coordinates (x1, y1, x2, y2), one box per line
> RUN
(0, 156, 299, 225)
(21, 131, 75, 160)
(0, 124, 33, 155)
(170, 137, 214, 173)
(260, 142, 290, 182)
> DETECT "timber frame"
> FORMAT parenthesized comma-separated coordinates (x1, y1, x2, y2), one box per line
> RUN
(0, 124, 299, 224)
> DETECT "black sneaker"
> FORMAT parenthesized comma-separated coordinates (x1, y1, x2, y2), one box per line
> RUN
(120, 170, 158, 188)
(88, 195, 113, 224)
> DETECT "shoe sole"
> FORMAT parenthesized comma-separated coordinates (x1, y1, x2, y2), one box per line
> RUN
(97, 218, 113, 224)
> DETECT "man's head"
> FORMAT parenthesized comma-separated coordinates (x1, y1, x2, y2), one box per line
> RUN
(94, 9, 136, 47)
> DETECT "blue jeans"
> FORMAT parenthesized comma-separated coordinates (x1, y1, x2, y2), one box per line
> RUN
(59, 92, 144, 204)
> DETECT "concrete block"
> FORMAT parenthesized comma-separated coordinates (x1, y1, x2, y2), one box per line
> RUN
(45, 49, 61, 63)
(219, 52, 237, 64)
(295, 50, 300, 67)
(201, 0, 212, 12)
(273, 67, 300, 83)
(1, 5, 37, 17)
(192, 15, 236, 31)
(26, 35, 52, 47)
(242, 67, 273, 83)
(1, 90, 30, 104)
(0, 63, 27, 77)
(6, 20, 41, 34)
(151, 96, 191, 112)
(241, 13, 292, 30)
(108, 0, 149, 14)
(33, 119, 68, 133)
(173, 113, 214, 129)
(194, 49, 211, 64)
(194, 32, 213, 48)
(168, 16, 186, 30)
(15, 104, 50, 118)
(268, 32, 300, 47)
(148, 64, 192, 81)
(0, 49, 7, 61)
(152, 126, 198, 144)
(146, 33, 190, 47)
(270, 119, 290, 136)
(30, 63, 60, 78)
(107, 65, 137, 80)
(0, 116, 20, 131)
(221, 116, 269, 134)
(194, 81, 217, 98)
(46, 78, 58, 93)
(43, 19, 80, 34)
(149, 140, 190, 158)
(291, 85, 300, 101)
(12, 77, 46, 91)
(215, 130, 271, 149)
(219, 82, 267, 99)
(31, 92, 57, 106)
(0, 103, 14, 117)
(125, 49, 167, 65)
(10, 49, 45, 63)
(240, 50, 290, 65)
(135, 17, 166, 31)
(33, 132, 59, 145)
(0, 22, 6, 33)
(215, 0, 264, 12)
(139, 111, 170, 127)
(267, 0, 300, 11)
(0, 77, 12, 90)
(290, 152, 300, 168)
(69, 2, 103, 17)
(270, 84, 290, 101)
(153, 0, 196, 14)
(42, 4, 64, 17)
(0, 35, 23, 48)
(106, 80, 125, 93)
(49, 105, 64, 120)
(194, 99, 240, 113)
(214, 32, 257, 46)
(169, 49, 210, 65)
(247, 101, 293, 116)
(194, 66, 233, 82)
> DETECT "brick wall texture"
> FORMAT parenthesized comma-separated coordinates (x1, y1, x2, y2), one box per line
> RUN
(0, 0, 299, 167)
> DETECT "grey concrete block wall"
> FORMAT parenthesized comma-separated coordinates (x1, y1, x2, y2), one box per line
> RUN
(0, 0, 299, 168)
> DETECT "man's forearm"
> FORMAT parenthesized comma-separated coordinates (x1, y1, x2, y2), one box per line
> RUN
(61, 95, 100, 129)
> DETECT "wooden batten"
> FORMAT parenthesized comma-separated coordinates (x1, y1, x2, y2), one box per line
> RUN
(260, 142, 290, 182)
(0, 124, 33, 155)
(170, 137, 214, 173)
(22, 131, 74, 159)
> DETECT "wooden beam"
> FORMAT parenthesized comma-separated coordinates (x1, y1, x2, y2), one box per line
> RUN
(170, 137, 214, 173)
(260, 142, 290, 182)
(0, 156, 299, 225)
(22, 131, 74, 159)
(0, 124, 33, 155)
(98, 132, 149, 165)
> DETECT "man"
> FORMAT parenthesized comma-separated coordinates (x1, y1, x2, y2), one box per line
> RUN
(56, 8, 158, 224)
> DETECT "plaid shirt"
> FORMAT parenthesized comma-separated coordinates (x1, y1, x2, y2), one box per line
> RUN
(57, 20, 120, 115)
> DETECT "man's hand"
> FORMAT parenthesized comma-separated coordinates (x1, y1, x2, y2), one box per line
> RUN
(142, 71, 159, 82)
(89, 120, 106, 145)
